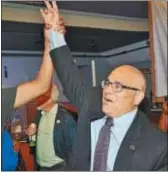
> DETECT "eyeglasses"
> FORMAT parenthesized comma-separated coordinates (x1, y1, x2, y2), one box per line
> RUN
(101, 80, 140, 93)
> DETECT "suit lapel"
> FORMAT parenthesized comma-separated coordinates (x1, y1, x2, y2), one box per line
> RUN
(113, 111, 144, 171)
(54, 106, 62, 131)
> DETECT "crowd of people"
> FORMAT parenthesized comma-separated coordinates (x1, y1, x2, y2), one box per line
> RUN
(1, 1, 167, 171)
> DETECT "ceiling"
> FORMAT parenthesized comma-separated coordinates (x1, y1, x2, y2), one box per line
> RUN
(2, 1, 149, 54)
(11, 1, 148, 18)
(2, 21, 148, 53)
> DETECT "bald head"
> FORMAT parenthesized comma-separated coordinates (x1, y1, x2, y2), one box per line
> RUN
(102, 65, 146, 118)
(109, 65, 146, 92)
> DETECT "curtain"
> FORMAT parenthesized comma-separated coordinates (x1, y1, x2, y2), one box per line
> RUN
(148, 1, 167, 98)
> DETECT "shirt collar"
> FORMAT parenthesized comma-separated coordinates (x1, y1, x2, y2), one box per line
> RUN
(112, 108, 137, 127)
(41, 104, 58, 115)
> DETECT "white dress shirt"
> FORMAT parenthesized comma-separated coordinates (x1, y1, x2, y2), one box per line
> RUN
(90, 108, 137, 171)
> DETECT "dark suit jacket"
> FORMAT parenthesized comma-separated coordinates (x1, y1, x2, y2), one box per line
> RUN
(139, 97, 151, 118)
(50, 46, 167, 171)
(34, 106, 77, 163)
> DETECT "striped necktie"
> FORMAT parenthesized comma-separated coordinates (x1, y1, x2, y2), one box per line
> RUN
(93, 117, 114, 171)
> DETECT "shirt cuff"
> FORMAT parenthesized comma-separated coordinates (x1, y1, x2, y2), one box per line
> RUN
(49, 30, 67, 50)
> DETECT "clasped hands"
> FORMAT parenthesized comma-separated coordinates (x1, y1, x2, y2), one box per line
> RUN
(41, 1, 66, 39)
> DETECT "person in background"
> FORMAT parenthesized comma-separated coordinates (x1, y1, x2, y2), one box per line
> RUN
(26, 84, 77, 171)
(41, 1, 167, 171)
(1, 26, 65, 171)
(2, 130, 19, 171)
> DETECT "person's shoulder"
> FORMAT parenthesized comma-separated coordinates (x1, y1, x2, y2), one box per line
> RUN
(148, 125, 167, 152)
(140, 111, 167, 145)
(2, 87, 17, 107)
(1, 87, 17, 124)
(58, 106, 76, 119)
(2, 87, 17, 98)
(59, 106, 71, 115)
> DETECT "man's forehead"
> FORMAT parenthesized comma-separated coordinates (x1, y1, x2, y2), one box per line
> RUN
(108, 73, 134, 85)
(110, 65, 144, 79)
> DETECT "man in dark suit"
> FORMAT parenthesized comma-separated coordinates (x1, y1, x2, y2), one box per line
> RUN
(40, 1, 167, 171)
(26, 84, 77, 171)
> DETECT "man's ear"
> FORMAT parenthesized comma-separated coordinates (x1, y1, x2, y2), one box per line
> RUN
(134, 91, 145, 106)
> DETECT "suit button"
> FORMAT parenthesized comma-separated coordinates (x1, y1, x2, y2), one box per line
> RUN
(129, 144, 135, 151)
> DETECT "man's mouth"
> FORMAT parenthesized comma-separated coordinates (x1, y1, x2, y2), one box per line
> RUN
(104, 97, 113, 102)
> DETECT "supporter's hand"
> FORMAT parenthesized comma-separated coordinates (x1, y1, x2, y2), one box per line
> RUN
(26, 123, 37, 136)
(41, 1, 66, 35)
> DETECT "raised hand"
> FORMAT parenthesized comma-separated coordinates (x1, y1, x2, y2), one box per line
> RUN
(41, 1, 65, 34)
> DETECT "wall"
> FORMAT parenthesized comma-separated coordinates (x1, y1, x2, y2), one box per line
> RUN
(2, 57, 29, 88)
(2, 56, 93, 101)
(2, 53, 151, 101)
(2, 41, 152, 100)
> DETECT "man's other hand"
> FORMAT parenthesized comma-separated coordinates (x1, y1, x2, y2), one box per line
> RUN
(26, 123, 37, 136)
(41, 1, 66, 35)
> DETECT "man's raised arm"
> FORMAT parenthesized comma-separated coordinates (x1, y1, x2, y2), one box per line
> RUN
(13, 29, 53, 108)
(41, 1, 89, 110)
(1, 29, 54, 130)
(50, 44, 88, 111)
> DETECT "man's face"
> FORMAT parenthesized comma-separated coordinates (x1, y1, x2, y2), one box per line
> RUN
(102, 66, 144, 117)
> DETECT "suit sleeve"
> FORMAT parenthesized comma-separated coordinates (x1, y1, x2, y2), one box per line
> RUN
(50, 45, 89, 111)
